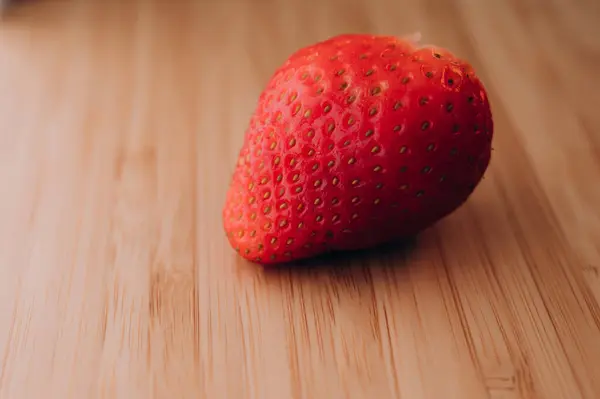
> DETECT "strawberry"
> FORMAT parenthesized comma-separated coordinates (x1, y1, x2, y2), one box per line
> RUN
(222, 33, 493, 265)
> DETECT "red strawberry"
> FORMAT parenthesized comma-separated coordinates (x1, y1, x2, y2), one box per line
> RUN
(223, 33, 493, 265)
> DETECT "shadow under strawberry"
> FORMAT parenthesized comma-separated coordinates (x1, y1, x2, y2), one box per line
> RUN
(261, 235, 418, 276)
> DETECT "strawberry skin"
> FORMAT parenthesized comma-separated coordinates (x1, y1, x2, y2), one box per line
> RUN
(223, 34, 493, 265)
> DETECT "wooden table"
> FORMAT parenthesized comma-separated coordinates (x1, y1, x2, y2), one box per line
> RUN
(1, 1, 599, 398)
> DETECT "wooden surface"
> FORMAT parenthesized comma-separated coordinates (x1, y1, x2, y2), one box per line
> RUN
(1, 1, 600, 398)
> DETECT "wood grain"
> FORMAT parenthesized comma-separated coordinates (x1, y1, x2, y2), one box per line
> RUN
(1, 0, 599, 398)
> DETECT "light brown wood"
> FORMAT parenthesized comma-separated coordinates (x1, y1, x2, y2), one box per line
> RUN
(1, 0, 599, 398)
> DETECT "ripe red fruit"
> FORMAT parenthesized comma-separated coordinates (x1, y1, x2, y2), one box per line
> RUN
(223, 33, 493, 265)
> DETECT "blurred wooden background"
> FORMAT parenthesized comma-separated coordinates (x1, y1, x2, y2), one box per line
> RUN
(0, 0, 599, 398)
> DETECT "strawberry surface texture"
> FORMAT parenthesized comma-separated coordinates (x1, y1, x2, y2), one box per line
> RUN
(223, 33, 494, 266)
